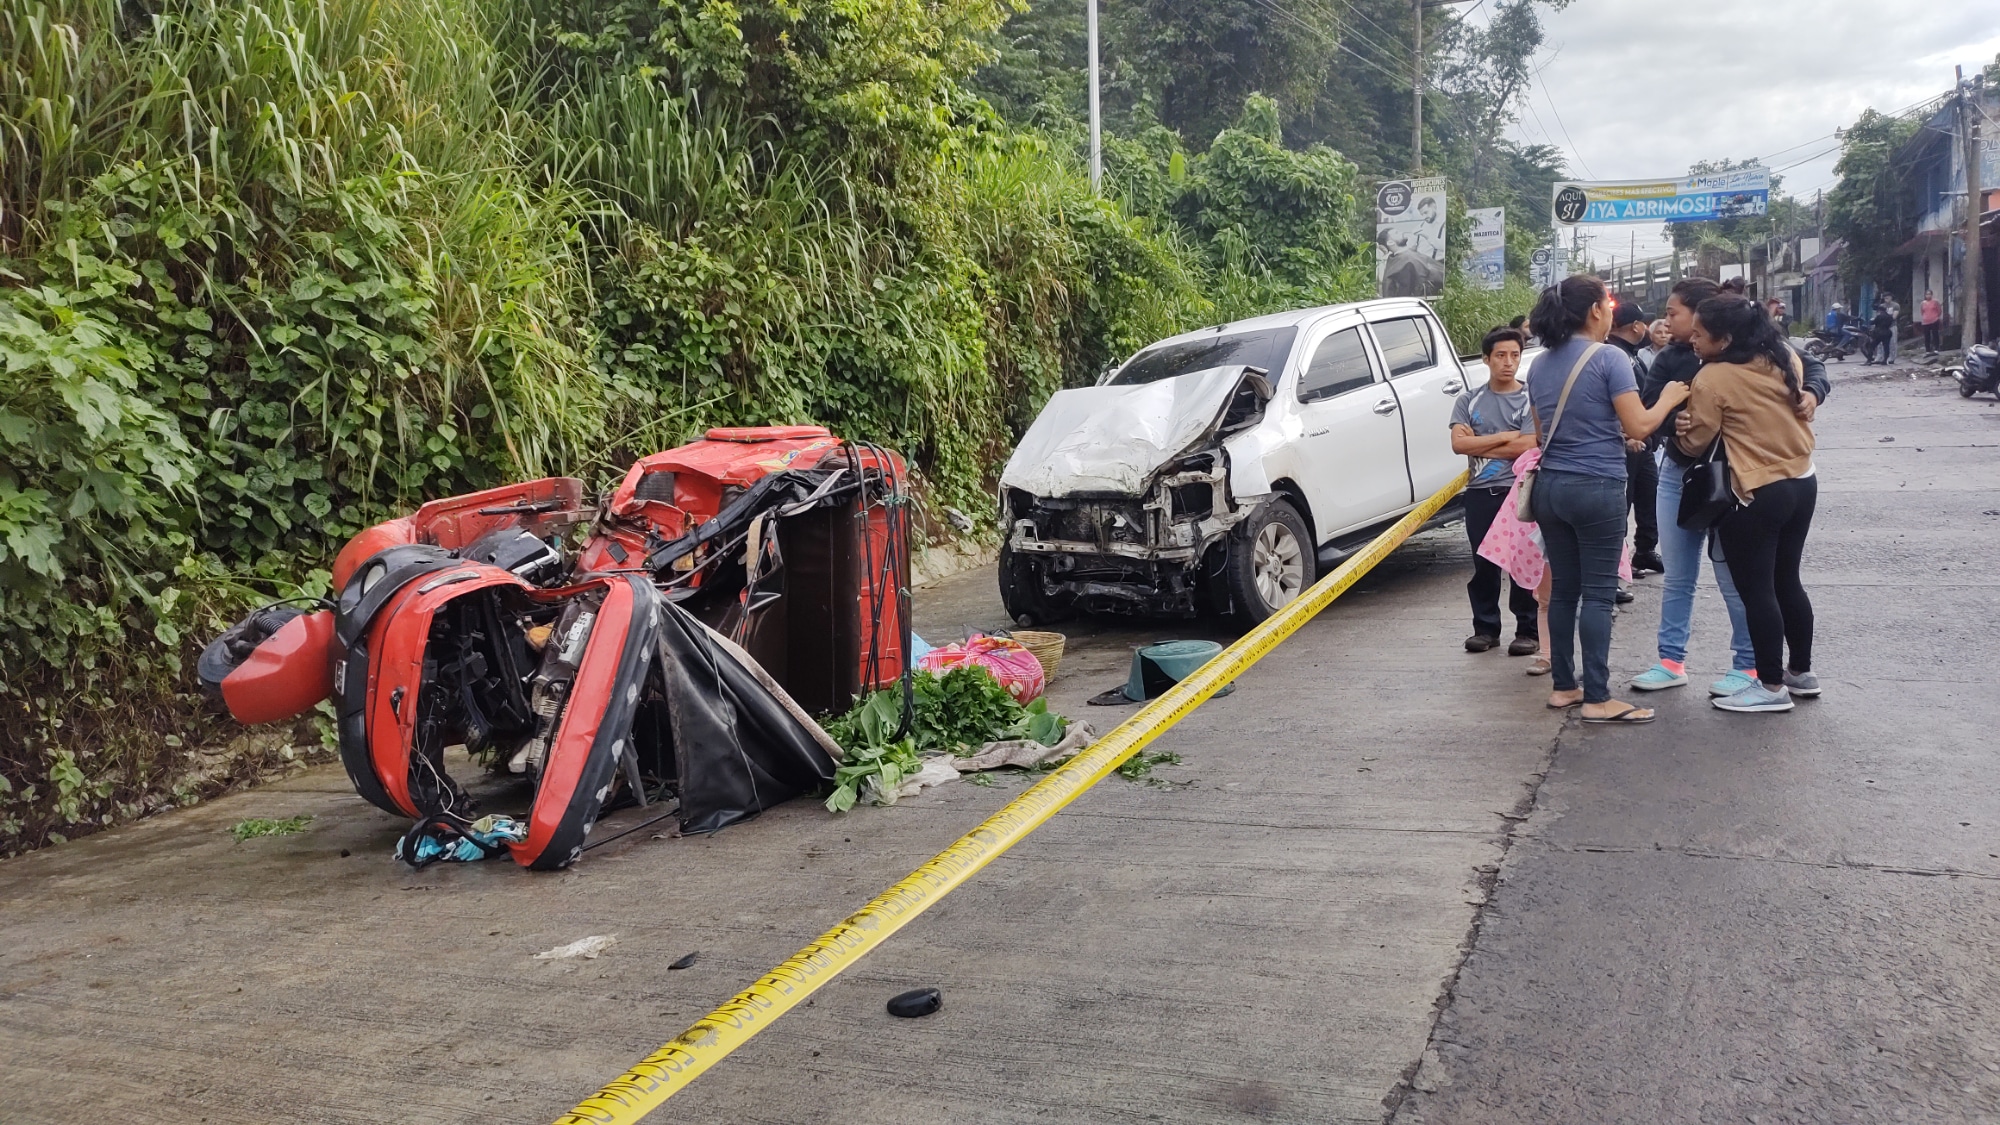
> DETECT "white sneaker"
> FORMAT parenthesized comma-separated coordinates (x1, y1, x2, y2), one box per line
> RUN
(1712, 682, 1795, 713)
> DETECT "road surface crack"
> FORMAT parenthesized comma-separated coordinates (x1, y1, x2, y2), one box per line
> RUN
(1378, 718, 1568, 1121)
(1549, 841, 1998, 881)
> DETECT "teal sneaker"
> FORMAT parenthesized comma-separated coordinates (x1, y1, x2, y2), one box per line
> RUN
(1713, 682, 1795, 713)
(1630, 664, 1689, 691)
(1709, 670, 1757, 697)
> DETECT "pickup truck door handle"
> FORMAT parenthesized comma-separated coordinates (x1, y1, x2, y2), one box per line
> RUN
(1372, 399, 1399, 416)
(1442, 379, 1465, 395)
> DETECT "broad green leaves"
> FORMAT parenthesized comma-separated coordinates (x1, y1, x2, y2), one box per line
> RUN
(820, 666, 1069, 812)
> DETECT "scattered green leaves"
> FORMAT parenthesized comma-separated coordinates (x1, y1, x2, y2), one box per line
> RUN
(824, 667, 1067, 761)
(228, 816, 313, 843)
(820, 666, 1071, 813)
(1117, 749, 1182, 781)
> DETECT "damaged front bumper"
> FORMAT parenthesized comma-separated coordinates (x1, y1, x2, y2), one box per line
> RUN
(1004, 451, 1246, 615)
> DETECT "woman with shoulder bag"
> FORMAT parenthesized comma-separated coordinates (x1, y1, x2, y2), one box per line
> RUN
(1674, 295, 1820, 714)
(1524, 276, 1690, 722)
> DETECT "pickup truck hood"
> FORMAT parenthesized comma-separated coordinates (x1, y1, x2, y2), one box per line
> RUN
(1001, 367, 1260, 497)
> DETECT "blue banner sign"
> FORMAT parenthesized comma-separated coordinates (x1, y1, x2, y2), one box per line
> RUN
(1552, 167, 1770, 226)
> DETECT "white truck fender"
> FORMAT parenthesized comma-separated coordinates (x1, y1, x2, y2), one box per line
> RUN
(1222, 426, 1279, 502)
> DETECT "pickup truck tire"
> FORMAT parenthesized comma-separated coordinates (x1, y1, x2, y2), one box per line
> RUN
(1223, 498, 1314, 626)
(998, 545, 1073, 627)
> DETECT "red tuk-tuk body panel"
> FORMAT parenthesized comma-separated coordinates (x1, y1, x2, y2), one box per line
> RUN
(218, 610, 338, 725)
(360, 565, 534, 817)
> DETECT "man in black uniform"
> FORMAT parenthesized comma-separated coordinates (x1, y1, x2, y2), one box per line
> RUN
(1608, 298, 1664, 576)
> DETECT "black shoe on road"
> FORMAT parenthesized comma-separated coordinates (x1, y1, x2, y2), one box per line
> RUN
(1507, 635, 1541, 657)
(1465, 634, 1500, 653)
(1632, 551, 1665, 576)
(1615, 588, 1636, 604)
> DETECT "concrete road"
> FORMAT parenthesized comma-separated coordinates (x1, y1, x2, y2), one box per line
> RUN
(1, 362, 1994, 1123)
(1386, 363, 2000, 1124)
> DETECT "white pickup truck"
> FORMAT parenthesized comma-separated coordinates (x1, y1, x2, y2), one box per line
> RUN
(999, 298, 1511, 625)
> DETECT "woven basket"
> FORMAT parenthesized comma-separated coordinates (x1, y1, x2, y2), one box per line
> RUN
(1010, 630, 1067, 683)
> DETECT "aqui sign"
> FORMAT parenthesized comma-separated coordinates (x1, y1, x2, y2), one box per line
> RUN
(1551, 166, 1770, 226)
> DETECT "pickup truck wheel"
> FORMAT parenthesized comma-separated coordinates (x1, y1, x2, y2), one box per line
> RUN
(1225, 499, 1314, 625)
(998, 545, 1072, 627)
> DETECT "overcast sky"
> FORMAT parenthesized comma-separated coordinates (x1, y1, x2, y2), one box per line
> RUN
(1490, 0, 2000, 263)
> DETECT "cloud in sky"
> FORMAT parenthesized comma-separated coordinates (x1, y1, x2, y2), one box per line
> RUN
(1493, 0, 2000, 260)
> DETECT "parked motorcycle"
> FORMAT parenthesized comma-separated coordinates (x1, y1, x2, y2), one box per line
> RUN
(1949, 343, 2000, 399)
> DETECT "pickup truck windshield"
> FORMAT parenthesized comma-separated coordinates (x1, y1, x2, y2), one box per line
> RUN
(1108, 327, 1299, 386)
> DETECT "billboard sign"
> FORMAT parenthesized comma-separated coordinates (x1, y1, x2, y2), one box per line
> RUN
(1551, 166, 1770, 226)
(1376, 177, 1448, 297)
(1467, 208, 1505, 290)
(1528, 244, 1570, 290)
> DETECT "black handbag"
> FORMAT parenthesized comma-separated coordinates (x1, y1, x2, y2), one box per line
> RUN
(1677, 434, 1735, 530)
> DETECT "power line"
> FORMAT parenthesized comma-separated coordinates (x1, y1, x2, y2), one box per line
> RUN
(1290, 0, 1413, 72)
(1534, 66, 1594, 179)
(1770, 143, 1845, 175)
(1244, 0, 1415, 92)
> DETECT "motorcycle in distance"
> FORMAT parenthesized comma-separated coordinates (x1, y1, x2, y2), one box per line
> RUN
(1806, 325, 1865, 362)
(1949, 343, 2000, 399)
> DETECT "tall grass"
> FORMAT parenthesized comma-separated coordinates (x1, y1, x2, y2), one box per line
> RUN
(0, 0, 1214, 852)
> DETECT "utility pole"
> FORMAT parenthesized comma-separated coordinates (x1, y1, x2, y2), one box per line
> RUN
(1411, 0, 1423, 175)
(1088, 0, 1102, 191)
(1961, 65, 1984, 346)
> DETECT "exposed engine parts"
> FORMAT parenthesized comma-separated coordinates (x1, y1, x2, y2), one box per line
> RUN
(200, 427, 909, 870)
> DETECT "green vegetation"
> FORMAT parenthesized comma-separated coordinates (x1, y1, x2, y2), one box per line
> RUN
(822, 666, 1067, 812)
(1116, 748, 1181, 781)
(1825, 110, 1924, 298)
(3, 0, 1551, 852)
(228, 815, 312, 842)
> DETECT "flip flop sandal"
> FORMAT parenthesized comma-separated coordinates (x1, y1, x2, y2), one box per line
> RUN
(1582, 706, 1656, 725)
(1546, 695, 1583, 710)
(1526, 658, 1551, 676)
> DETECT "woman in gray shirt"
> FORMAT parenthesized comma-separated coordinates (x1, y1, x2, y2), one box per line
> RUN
(1526, 276, 1689, 722)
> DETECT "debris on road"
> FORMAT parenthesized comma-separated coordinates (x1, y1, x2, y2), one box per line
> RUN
(1091, 640, 1231, 705)
(227, 816, 312, 843)
(951, 722, 1093, 773)
(821, 666, 1077, 811)
(886, 987, 942, 1018)
(916, 634, 1046, 703)
(199, 427, 917, 870)
(534, 935, 616, 962)
(393, 814, 527, 865)
(668, 952, 699, 971)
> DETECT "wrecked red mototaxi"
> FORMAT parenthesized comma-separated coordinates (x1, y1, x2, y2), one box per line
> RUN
(199, 427, 911, 869)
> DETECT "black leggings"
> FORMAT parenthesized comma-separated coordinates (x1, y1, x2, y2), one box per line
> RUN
(1717, 475, 1817, 686)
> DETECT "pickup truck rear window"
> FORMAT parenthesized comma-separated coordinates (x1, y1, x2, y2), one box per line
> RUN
(1108, 326, 1299, 386)
(1373, 317, 1436, 376)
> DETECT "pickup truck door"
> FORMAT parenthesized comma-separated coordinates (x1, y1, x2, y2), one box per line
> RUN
(1285, 322, 1414, 541)
(1368, 312, 1467, 501)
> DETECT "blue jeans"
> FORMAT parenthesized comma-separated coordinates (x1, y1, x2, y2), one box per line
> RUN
(1655, 451, 1755, 672)
(1531, 470, 1626, 703)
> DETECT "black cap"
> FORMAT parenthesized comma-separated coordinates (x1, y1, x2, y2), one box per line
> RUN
(1612, 298, 1650, 327)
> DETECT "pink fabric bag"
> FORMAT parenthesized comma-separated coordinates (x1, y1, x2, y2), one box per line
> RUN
(1478, 449, 1633, 590)
(916, 634, 1047, 703)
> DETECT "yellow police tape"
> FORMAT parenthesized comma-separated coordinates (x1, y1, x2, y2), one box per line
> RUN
(554, 471, 1468, 1125)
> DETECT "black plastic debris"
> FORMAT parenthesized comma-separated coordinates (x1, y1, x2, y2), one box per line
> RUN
(886, 987, 942, 1018)
(668, 952, 698, 970)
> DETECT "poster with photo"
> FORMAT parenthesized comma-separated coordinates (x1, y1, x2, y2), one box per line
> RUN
(1376, 177, 1447, 298)
(1467, 208, 1505, 291)
(1529, 245, 1569, 290)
